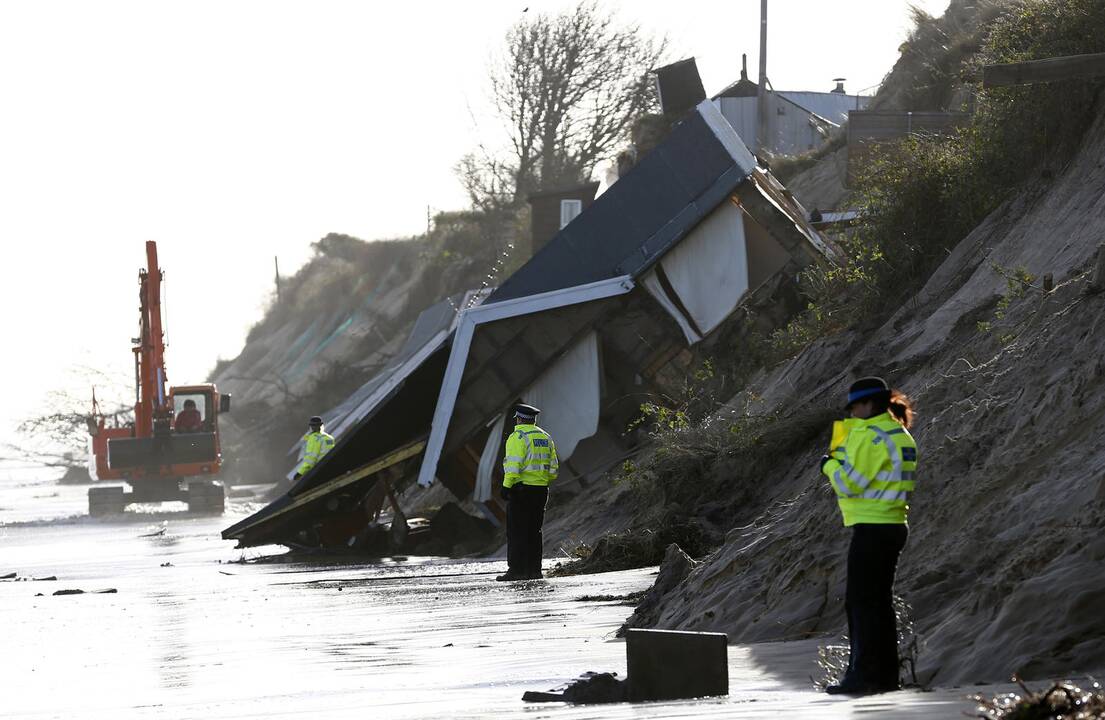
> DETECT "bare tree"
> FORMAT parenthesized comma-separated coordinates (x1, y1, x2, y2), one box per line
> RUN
(461, 1, 666, 207)
(5, 386, 131, 470)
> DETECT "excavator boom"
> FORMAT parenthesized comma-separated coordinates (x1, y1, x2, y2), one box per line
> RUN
(133, 240, 169, 438)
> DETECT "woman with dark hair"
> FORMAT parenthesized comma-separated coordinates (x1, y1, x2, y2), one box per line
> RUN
(820, 376, 918, 695)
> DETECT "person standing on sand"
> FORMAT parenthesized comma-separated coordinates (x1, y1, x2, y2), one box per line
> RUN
(497, 404, 559, 582)
(820, 377, 918, 695)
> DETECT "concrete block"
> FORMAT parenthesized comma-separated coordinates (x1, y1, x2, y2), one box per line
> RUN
(625, 628, 728, 701)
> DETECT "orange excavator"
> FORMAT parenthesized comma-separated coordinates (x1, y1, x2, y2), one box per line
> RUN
(86, 241, 231, 516)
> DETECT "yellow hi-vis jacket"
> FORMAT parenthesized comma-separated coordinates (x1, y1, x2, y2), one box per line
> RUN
(822, 412, 918, 526)
(297, 430, 335, 475)
(502, 424, 559, 488)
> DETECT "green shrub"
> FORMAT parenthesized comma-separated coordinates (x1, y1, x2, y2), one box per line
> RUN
(772, 0, 1105, 358)
(769, 130, 846, 183)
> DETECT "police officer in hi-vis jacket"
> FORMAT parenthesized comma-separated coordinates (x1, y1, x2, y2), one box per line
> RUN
(498, 404, 558, 582)
(821, 377, 919, 695)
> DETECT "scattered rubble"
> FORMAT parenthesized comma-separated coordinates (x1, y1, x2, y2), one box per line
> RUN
(525, 629, 729, 704)
(522, 671, 627, 704)
(970, 677, 1105, 719)
(549, 518, 711, 577)
(573, 591, 646, 605)
(416, 502, 496, 556)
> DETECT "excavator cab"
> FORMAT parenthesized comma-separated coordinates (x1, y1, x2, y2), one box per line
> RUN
(104, 385, 228, 474)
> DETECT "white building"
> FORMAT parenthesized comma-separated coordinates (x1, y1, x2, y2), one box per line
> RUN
(712, 69, 870, 156)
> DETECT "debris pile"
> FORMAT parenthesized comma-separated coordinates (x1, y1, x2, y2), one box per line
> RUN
(970, 677, 1105, 720)
(522, 672, 627, 704)
(417, 501, 497, 556)
(550, 518, 712, 577)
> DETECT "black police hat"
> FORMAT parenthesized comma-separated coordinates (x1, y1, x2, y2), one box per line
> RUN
(513, 403, 540, 420)
(308, 415, 324, 426)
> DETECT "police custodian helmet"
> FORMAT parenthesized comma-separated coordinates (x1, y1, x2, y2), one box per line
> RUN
(513, 404, 540, 421)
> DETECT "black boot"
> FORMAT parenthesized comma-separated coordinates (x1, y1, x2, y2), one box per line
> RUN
(825, 676, 898, 695)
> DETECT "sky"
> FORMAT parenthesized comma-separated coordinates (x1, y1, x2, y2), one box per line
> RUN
(0, 0, 948, 455)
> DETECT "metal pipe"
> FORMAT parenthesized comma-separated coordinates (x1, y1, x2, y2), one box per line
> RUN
(757, 0, 769, 157)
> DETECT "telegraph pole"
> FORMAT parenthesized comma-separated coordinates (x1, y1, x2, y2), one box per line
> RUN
(757, 0, 769, 157)
(274, 256, 282, 301)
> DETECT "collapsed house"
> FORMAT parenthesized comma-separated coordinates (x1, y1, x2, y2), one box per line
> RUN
(222, 99, 833, 551)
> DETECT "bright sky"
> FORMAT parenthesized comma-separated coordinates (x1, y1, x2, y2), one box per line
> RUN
(0, 0, 946, 450)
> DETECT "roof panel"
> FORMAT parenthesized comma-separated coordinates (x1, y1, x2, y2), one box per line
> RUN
(778, 91, 870, 124)
(488, 102, 754, 304)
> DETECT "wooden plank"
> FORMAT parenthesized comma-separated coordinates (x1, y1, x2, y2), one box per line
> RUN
(641, 341, 681, 379)
(984, 52, 1105, 88)
(228, 439, 426, 537)
(381, 475, 402, 517)
(848, 111, 967, 142)
(846, 111, 968, 186)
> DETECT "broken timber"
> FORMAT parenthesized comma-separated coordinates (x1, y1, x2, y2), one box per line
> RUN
(983, 52, 1105, 88)
(222, 439, 426, 541)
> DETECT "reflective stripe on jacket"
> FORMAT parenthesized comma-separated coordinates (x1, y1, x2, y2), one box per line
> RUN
(502, 424, 559, 488)
(822, 412, 917, 526)
(297, 431, 335, 475)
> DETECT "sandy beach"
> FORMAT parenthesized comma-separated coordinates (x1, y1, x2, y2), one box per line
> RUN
(1, 478, 1012, 719)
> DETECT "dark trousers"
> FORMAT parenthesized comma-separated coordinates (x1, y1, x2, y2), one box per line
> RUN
(506, 485, 549, 575)
(844, 523, 908, 686)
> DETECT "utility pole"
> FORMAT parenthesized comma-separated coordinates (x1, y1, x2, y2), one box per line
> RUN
(274, 256, 281, 301)
(757, 0, 769, 158)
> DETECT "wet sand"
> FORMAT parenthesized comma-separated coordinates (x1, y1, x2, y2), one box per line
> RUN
(2, 480, 1002, 718)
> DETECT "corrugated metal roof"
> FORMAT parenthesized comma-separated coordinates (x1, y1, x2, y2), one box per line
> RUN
(778, 91, 870, 125)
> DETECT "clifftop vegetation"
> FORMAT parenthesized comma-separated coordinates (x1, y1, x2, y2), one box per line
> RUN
(776, 0, 1105, 355)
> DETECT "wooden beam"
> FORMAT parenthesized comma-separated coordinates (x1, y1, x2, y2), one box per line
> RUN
(983, 53, 1105, 88)
(227, 439, 426, 537)
(381, 475, 403, 518)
